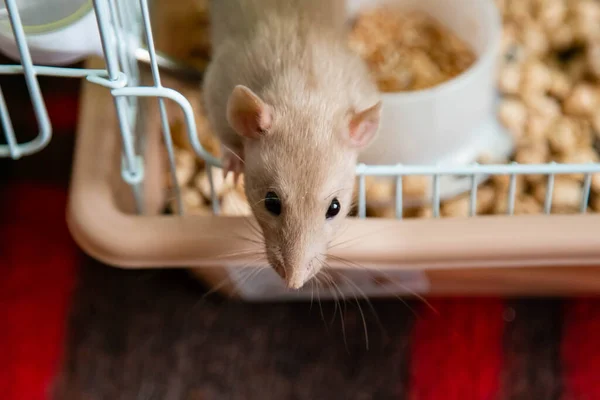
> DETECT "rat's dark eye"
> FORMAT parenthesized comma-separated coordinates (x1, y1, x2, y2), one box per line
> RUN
(326, 198, 341, 219)
(265, 191, 282, 216)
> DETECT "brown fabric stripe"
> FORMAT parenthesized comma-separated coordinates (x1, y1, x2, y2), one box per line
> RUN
(500, 298, 564, 400)
(53, 259, 416, 400)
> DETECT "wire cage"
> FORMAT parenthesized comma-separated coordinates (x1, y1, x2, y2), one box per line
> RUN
(3, 0, 600, 301)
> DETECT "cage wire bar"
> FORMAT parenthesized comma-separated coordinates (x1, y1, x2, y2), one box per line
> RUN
(3, 0, 600, 220)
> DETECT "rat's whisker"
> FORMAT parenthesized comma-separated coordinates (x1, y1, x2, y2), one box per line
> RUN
(231, 227, 263, 242)
(336, 271, 386, 339)
(231, 233, 264, 247)
(328, 226, 397, 250)
(227, 260, 268, 297)
(323, 186, 353, 201)
(197, 256, 264, 301)
(326, 269, 367, 350)
(318, 272, 345, 345)
(320, 270, 340, 327)
(193, 231, 264, 248)
(310, 279, 315, 310)
(314, 275, 328, 330)
(251, 198, 269, 207)
(321, 263, 349, 352)
(209, 249, 266, 261)
(185, 265, 252, 324)
(326, 255, 427, 317)
(317, 257, 340, 325)
(241, 218, 264, 242)
(239, 265, 268, 290)
(222, 144, 245, 165)
(328, 222, 351, 249)
(353, 286, 369, 350)
(321, 270, 349, 352)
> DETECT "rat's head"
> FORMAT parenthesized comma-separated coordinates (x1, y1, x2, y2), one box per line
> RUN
(226, 85, 381, 289)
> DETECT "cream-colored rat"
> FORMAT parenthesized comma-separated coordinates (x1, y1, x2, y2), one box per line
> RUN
(203, 0, 382, 289)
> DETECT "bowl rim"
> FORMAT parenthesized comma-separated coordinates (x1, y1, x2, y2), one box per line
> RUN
(353, 0, 503, 103)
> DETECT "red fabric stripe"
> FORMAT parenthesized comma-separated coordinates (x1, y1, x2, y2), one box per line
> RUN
(45, 94, 79, 134)
(561, 298, 600, 400)
(24, 93, 79, 135)
(408, 297, 505, 400)
(0, 183, 77, 400)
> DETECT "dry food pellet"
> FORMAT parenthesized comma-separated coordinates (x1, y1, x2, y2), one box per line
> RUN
(195, 167, 236, 200)
(526, 114, 552, 141)
(181, 186, 204, 210)
(500, 26, 526, 64)
(515, 195, 543, 215)
(491, 173, 526, 195)
(221, 190, 252, 216)
(498, 98, 528, 138)
(403, 175, 429, 198)
(534, 178, 583, 209)
(515, 139, 550, 164)
(559, 149, 600, 181)
(563, 83, 599, 117)
(549, 23, 576, 50)
(591, 174, 600, 193)
(415, 206, 434, 218)
(592, 112, 600, 134)
(174, 148, 196, 187)
(587, 40, 600, 78)
(494, 194, 543, 215)
(548, 118, 578, 154)
(187, 204, 213, 216)
(566, 55, 588, 82)
(521, 60, 553, 94)
(498, 63, 522, 95)
(573, 0, 600, 42)
(364, 177, 394, 205)
(521, 23, 550, 56)
(441, 186, 496, 217)
(539, 0, 567, 31)
(591, 194, 600, 211)
(368, 204, 397, 219)
(548, 69, 572, 100)
(522, 94, 561, 119)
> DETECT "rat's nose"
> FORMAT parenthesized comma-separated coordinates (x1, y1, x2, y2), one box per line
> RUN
(285, 271, 307, 290)
(281, 244, 314, 290)
(282, 261, 311, 290)
(285, 272, 307, 290)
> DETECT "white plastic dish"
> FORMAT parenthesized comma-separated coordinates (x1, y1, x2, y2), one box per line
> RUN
(0, 0, 104, 65)
(348, 0, 513, 202)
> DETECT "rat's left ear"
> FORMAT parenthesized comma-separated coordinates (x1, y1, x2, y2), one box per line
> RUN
(227, 85, 273, 140)
(346, 101, 382, 149)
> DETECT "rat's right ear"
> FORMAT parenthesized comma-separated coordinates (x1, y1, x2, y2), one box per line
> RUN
(226, 85, 272, 140)
(344, 101, 382, 149)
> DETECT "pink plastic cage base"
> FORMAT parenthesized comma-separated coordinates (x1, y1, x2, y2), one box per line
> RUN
(66, 58, 600, 300)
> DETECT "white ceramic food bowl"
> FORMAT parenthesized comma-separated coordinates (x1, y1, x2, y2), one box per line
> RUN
(348, 0, 513, 203)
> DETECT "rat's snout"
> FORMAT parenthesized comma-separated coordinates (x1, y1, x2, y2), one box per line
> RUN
(281, 255, 312, 290)
(283, 262, 311, 290)
(279, 241, 323, 290)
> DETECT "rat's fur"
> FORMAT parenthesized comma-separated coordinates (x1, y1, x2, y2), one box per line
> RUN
(203, 0, 381, 289)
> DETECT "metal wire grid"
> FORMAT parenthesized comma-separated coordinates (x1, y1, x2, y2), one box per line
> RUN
(2, 0, 600, 220)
